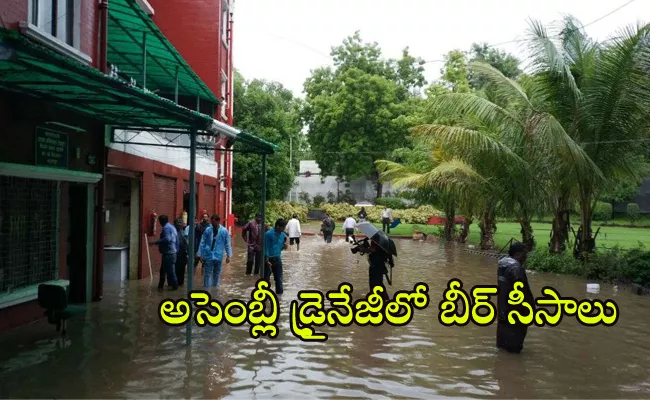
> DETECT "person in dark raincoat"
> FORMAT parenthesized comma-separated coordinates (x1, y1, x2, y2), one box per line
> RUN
(321, 212, 335, 243)
(367, 239, 393, 302)
(497, 242, 535, 354)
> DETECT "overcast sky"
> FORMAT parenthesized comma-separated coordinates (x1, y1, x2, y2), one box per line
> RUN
(232, 0, 647, 98)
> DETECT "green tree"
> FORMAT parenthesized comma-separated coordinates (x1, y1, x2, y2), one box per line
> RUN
(303, 32, 426, 198)
(468, 42, 521, 90)
(440, 50, 471, 93)
(232, 71, 303, 219)
(526, 17, 650, 255)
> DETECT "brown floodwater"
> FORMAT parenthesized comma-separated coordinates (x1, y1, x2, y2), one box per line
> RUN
(1, 235, 649, 399)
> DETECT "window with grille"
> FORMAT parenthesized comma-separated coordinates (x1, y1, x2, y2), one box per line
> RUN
(0, 176, 59, 294)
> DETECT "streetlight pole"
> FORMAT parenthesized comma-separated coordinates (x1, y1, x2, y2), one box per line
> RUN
(289, 137, 293, 202)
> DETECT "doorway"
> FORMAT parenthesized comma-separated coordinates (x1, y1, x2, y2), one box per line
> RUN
(183, 191, 199, 221)
(67, 183, 93, 303)
(104, 173, 141, 282)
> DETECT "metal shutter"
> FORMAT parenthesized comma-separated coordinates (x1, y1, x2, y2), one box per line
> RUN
(153, 175, 177, 220)
(204, 185, 216, 215)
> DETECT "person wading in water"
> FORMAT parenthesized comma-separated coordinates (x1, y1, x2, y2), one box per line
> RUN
(186, 212, 210, 275)
(198, 214, 232, 288)
(497, 242, 535, 354)
(264, 219, 288, 294)
(242, 213, 263, 275)
(285, 214, 302, 251)
(320, 212, 336, 243)
(174, 217, 189, 286)
(367, 239, 393, 302)
(151, 215, 179, 291)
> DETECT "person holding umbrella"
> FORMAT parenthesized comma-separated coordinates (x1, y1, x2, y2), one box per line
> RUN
(354, 222, 397, 302)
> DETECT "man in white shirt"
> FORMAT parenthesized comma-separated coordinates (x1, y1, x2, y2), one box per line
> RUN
(381, 206, 392, 234)
(343, 215, 357, 243)
(285, 214, 302, 251)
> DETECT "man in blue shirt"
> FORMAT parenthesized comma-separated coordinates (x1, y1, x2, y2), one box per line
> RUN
(150, 215, 179, 291)
(264, 218, 288, 294)
(198, 214, 232, 288)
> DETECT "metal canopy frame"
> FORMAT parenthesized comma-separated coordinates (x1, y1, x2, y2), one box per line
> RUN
(0, 28, 212, 130)
(107, 0, 219, 106)
(0, 26, 279, 347)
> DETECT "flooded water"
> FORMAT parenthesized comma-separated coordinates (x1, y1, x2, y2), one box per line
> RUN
(1, 235, 649, 399)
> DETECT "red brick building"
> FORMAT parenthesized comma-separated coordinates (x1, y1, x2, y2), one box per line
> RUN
(0, 0, 271, 331)
(104, 0, 237, 280)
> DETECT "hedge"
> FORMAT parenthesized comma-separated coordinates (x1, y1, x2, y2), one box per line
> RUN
(322, 203, 442, 224)
(264, 201, 308, 225)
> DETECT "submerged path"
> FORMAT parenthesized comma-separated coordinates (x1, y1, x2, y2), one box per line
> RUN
(0, 236, 648, 398)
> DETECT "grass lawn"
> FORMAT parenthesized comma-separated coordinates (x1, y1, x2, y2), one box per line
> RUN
(301, 220, 650, 250)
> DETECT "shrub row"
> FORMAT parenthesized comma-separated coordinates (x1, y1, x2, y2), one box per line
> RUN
(264, 201, 308, 225)
(321, 203, 442, 224)
(526, 246, 650, 289)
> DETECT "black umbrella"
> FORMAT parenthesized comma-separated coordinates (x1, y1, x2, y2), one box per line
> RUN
(356, 223, 397, 285)
(356, 222, 397, 257)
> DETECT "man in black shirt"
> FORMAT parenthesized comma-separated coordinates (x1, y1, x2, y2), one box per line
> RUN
(497, 242, 535, 354)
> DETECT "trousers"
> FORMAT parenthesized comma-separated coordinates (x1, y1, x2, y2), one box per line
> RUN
(203, 259, 223, 288)
(382, 218, 391, 234)
(175, 252, 188, 286)
(264, 256, 283, 294)
(323, 230, 333, 243)
(496, 320, 528, 353)
(158, 253, 178, 289)
(369, 268, 389, 302)
(246, 247, 261, 275)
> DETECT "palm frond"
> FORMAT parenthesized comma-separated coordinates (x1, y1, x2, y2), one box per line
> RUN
(467, 61, 533, 108)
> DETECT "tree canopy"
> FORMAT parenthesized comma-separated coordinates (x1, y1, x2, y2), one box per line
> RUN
(302, 31, 426, 197)
(232, 70, 304, 218)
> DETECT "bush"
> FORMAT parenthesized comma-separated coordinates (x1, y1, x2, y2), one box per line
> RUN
(525, 250, 584, 275)
(326, 191, 336, 203)
(526, 245, 650, 289)
(627, 203, 640, 224)
(322, 203, 442, 224)
(265, 201, 308, 225)
(375, 197, 407, 210)
(312, 195, 326, 208)
(592, 201, 613, 221)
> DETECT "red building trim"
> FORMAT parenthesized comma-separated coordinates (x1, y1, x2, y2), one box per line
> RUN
(108, 148, 220, 279)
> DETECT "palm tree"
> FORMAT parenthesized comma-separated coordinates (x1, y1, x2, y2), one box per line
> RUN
(376, 143, 460, 242)
(526, 17, 650, 255)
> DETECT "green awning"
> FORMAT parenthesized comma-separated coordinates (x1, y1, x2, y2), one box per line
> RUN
(237, 131, 282, 154)
(0, 27, 213, 130)
(107, 0, 218, 105)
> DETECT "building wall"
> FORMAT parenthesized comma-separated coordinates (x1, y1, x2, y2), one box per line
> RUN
(289, 160, 396, 204)
(147, 0, 221, 97)
(0, 92, 105, 331)
(0, 1, 28, 29)
(127, 0, 234, 228)
(107, 147, 221, 279)
(0, 0, 98, 66)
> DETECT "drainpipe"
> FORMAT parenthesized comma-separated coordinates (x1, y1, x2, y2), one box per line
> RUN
(94, 0, 109, 301)
(226, 11, 234, 226)
(99, 0, 108, 73)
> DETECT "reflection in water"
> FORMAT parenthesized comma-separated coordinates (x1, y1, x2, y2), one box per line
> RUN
(1, 235, 649, 398)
